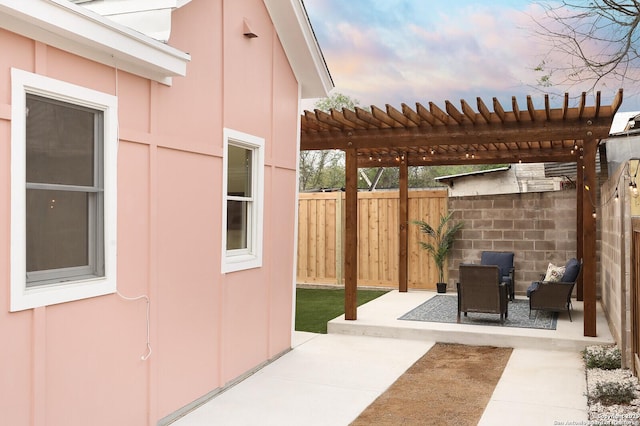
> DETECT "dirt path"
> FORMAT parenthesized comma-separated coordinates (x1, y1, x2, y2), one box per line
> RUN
(350, 343, 513, 425)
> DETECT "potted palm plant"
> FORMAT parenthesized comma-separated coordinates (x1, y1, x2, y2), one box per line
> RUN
(413, 212, 464, 293)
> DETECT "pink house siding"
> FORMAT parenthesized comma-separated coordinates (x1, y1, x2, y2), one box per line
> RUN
(0, 0, 329, 424)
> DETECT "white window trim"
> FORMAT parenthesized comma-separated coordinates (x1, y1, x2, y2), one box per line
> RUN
(221, 128, 264, 273)
(10, 68, 118, 311)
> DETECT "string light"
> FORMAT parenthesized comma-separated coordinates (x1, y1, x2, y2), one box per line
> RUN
(583, 162, 634, 217)
(629, 162, 639, 198)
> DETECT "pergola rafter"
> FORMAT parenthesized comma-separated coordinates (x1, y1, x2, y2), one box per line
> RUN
(299, 90, 624, 338)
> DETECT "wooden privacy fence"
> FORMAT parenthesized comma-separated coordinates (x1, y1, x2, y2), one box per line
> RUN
(297, 189, 448, 289)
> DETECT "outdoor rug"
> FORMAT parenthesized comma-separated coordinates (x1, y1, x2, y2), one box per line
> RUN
(399, 295, 558, 330)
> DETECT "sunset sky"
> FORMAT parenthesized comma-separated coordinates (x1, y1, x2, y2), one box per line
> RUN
(302, 0, 640, 114)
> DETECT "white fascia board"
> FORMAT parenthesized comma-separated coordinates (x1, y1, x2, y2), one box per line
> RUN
(263, 0, 333, 99)
(103, 9, 173, 43)
(0, 0, 190, 85)
(78, 0, 179, 15)
(78, 0, 188, 43)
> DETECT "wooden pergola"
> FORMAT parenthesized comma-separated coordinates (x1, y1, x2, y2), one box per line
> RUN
(299, 90, 624, 337)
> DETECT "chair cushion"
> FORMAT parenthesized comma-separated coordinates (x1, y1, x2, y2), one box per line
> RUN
(561, 258, 580, 283)
(544, 263, 565, 282)
(526, 281, 540, 297)
(481, 251, 514, 278)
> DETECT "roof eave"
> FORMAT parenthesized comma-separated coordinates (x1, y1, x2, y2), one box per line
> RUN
(263, 0, 333, 99)
(72, 0, 195, 43)
(435, 166, 512, 183)
(0, 0, 190, 85)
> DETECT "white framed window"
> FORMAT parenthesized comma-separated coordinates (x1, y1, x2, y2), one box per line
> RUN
(10, 68, 118, 311)
(221, 128, 264, 273)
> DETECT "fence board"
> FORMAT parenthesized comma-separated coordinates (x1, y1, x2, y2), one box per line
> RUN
(408, 192, 448, 288)
(297, 199, 308, 280)
(325, 199, 336, 278)
(297, 190, 447, 289)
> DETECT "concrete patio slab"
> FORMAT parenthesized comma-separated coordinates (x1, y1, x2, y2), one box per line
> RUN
(172, 334, 434, 425)
(479, 348, 588, 425)
(329, 290, 614, 351)
(171, 289, 613, 425)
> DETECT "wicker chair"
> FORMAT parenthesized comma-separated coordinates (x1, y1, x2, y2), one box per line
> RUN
(480, 251, 515, 301)
(528, 258, 582, 322)
(457, 264, 509, 323)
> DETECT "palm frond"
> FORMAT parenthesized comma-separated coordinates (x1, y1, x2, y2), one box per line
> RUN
(413, 212, 464, 283)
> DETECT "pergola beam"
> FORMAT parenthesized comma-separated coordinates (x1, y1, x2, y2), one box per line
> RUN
(357, 152, 585, 168)
(301, 118, 613, 151)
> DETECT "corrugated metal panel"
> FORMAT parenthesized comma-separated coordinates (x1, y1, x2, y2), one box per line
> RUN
(544, 154, 601, 178)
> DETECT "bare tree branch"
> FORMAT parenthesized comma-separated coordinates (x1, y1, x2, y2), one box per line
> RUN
(532, 1, 640, 94)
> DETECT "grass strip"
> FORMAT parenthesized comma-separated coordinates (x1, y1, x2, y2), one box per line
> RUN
(295, 288, 389, 334)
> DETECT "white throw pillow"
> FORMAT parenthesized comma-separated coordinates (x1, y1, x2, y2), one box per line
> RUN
(544, 263, 566, 282)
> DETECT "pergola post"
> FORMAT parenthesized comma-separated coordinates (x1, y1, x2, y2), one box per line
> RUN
(399, 155, 408, 292)
(344, 148, 358, 320)
(583, 137, 597, 337)
(576, 155, 584, 301)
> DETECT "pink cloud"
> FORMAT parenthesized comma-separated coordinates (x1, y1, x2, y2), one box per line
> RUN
(304, 1, 634, 112)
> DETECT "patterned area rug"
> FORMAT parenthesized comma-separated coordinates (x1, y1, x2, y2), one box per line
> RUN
(399, 295, 557, 330)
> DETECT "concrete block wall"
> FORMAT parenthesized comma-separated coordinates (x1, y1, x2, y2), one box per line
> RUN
(599, 163, 631, 367)
(446, 190, 585, 296)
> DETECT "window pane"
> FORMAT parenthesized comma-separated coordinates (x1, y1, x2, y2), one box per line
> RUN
(226, 200, 248, 250)
(227, 145, 252, 197)
(26, 95, 96, 186)
(26, 189, 89, 272)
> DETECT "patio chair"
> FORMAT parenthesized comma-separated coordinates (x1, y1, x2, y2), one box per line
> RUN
(528, 258, 582, 322)
(457, 264, 509, 323)
(480, 251, 515, 301)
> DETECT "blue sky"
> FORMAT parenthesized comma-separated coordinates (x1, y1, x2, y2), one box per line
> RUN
(302, 0, 640, 113)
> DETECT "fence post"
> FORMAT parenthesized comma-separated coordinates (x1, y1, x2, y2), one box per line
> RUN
(335, 191, 344, 285)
